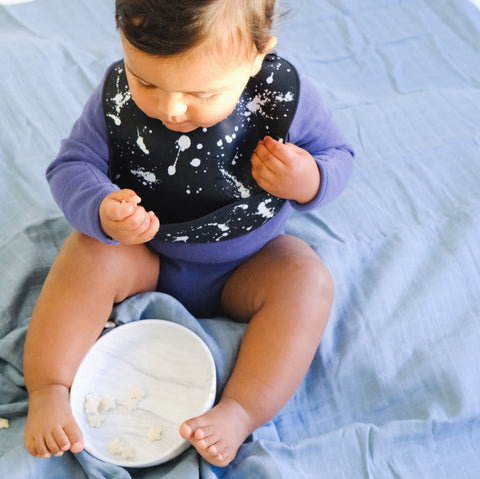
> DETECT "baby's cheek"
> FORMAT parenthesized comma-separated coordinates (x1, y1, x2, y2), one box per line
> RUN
(193, 101, 238, 128)
(129, 90, 156, 119)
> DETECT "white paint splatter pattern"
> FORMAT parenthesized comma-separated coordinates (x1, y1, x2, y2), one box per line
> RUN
(256, 199, 275, 218)
(190, 158, 201, 167)
(107, 114, 121, 126)
(275, 91, 294, 102)
(136, 128, 150, 154)
(131, 168, 157, 185)
(168, 135, 192, 175)
(246, 96, 266, 114)
(218, 167, 252, 199)
(207, 222, 231, 241)
(113, 91, 131, 117)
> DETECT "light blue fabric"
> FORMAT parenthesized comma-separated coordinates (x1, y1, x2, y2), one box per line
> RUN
(1, 0, 480, 477)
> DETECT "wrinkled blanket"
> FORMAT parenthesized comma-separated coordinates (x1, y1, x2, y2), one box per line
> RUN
(1, 0, 480, 477)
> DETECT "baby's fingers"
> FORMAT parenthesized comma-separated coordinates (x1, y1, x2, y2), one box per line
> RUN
(123, 205, 150, 231)
(119, 208, 159, 244)
(102, 190, 141, 219)
(135, 211, 160, 243)
(110, 200, 137, 221)
(104, 197, 141, 222)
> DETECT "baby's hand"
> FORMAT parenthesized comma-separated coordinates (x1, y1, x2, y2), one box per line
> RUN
(99, 189, 160, 244)
(251, 136, 320, 204)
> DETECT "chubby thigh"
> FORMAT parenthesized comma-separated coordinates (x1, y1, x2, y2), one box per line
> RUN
(220, 234, 334, 324)
(56, 231, 161, 305)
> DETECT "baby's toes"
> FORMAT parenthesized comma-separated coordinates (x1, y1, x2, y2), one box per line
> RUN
(180, 418, 213, 442)
(63, 423, 84, 453)
(207, 442, 231, 467)
(33, 436, 51, 458)
(193, 424, 214, 441)
(197, 431, 219, 450)
(51, 426, 71, 454)
(24, 435, 37, 458)
(45, 432, 65, 456)
(179, 421, 194, 440)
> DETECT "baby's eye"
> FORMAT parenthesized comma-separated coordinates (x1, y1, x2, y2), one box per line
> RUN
(193, 93, 216, 102)
(138, 80, 156, 90)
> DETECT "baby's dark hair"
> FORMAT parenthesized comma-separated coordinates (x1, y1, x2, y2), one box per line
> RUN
(115, 0, 277, 57)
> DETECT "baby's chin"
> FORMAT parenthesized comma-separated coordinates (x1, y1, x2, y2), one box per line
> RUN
(161, 116, 228, 133)
(161, 120, 199, 133)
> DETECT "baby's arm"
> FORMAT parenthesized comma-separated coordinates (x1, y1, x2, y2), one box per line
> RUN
(100, 189, 160, 244)
(46, 74, 158, 245)
(251, 136, 320, 204)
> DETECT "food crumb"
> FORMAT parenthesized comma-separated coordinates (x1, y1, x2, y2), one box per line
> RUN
(147, 426, 162, 442)
(129, 386, 145, 401)
(100, 395, 116, 412)
(84, 392, 102, 414)
(107, 437, 135, 459)
(0, 418, 9, 429)
(84, 393, 117, 427)
(124, 386, 145, 411)
(86, 412, 104, 428)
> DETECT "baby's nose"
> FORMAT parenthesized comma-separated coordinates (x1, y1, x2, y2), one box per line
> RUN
(162, 93, 187, 117)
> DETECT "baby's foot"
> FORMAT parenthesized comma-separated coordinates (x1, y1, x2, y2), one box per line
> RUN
(24, 385, 84, 458)
(179, 396, 254, 467)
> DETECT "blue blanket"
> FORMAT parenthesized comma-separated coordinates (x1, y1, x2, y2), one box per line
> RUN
(1, 0, 480, 477)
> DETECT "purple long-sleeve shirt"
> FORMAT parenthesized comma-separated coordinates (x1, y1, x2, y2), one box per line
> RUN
(47, 61, 354, 263)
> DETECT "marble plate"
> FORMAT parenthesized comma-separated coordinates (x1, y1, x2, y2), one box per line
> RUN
(70, 319, 216, 467)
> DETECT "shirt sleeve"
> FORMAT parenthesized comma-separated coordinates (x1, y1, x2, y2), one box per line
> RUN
(46, 72, 120, 244)
(287, 74, 354, 211)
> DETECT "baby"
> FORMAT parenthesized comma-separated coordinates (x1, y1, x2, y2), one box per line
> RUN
(23, 0, 354, 468)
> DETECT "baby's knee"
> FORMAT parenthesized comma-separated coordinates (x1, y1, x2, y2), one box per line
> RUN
(61, 231, 158, 301)
(285, 254, 334, 303)
(308, 259, 334, 303)
(261, 235, 334, 300)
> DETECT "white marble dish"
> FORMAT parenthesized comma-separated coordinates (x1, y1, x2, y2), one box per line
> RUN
(70, 319, 216, 467)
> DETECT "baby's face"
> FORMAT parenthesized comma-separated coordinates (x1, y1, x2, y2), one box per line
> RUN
(121, 35, 266, 133)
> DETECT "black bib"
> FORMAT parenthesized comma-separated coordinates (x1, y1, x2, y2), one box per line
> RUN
(103, 54, 299, 243)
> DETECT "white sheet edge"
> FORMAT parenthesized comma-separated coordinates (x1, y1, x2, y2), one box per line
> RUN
(0, 0, 35, 4)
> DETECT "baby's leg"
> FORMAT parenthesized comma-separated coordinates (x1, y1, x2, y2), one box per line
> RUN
(23, 231, 159, 458)
(179, 234, 333, 467)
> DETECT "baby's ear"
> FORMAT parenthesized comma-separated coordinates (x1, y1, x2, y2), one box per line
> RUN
(251, 36, 277, 76)
(264, 36, 278, 53)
